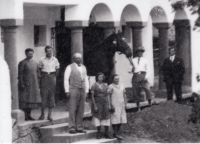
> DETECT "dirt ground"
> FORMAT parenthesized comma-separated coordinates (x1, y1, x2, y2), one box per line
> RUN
(83, 100, 200, 143)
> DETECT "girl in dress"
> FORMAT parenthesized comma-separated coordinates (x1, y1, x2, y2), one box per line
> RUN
(91, 72, 111, 139)
(108, 74, 127, 140)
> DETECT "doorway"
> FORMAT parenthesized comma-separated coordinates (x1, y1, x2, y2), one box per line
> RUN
(55, 22, 71, 101)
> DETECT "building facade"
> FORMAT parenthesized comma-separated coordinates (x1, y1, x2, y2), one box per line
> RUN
(0, 0, 199, 123)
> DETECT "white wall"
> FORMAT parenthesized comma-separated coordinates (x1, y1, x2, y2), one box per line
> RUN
(16, 6, 60, 63)
(142, 16, 154, 86)
(115, 25, 133, 88)
(0, 27, 4, 58)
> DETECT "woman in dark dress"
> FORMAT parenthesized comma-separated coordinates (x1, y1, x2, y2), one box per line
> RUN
(18, 48, 41, 121)
(91, 72, 111, 139)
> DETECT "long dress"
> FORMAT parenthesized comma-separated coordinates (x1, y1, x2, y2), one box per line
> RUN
(91, 82, 110, 119)
(108, 83, 127, 124)
(18, 58, 41, 109)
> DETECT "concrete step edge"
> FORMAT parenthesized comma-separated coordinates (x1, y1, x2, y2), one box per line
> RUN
(53, 130, 97, 137)
(40, 122, 69, 129)
(73, 138, 117, 143)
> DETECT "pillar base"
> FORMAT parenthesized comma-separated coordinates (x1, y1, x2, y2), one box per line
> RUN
(11, 109, 25, 124)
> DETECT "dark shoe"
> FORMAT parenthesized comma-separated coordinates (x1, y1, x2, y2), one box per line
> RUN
(69, 129, 76, 134)
(27, 115, 35, 121)
(113, 134, 123, 140)
(76, 129, 87, 133)
(39, 113, 44, 120)
(47, 115, 53, 121)
(96, 132, 101, 139)
(104, 133, 112, 139)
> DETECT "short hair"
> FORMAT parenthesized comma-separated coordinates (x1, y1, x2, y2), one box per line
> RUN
(73, 53, 82, 59)
(112, 74, 119, 81)
(95, 72, 105, 82)
(45, 46, 52, 52)
(25, 48, 34, 54)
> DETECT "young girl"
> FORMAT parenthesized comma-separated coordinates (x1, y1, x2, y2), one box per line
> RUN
(91, 72, 111, 139)
(108, 74, 127, 140)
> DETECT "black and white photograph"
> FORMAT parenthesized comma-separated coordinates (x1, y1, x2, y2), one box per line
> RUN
(1, 0, 200, 143)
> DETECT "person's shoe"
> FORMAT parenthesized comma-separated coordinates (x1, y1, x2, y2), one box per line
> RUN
(69, 129, 76, 134)
(113, 134, 123, 140)
(104, 133, 112, 139)
(47, 115, 53, 121)
(96, 132, 101, 139)
(76, 129, 87, 133)
(27, 115, 35, 121)
(137, 108, 141, 112)
(39, 113, 44, 120)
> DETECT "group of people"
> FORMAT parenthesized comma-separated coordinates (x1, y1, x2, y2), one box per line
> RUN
(18, 44, 185, 140)
(18, 46, 59, 121)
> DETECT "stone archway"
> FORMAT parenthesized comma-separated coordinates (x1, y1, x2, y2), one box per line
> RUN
(150, 6, 170, 90)
(174, 10, 191, 92)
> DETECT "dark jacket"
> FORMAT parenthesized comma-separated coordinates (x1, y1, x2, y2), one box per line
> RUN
(162, 56, 185, 83)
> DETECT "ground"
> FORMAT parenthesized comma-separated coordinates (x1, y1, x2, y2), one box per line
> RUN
(83, 100, 200, 143)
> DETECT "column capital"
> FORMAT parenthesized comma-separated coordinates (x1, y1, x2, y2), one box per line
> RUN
(173, 20, 190, 27)
(96, 21, 120, 28)
(65, 20, 88, 28)
(153, 23, 172, 29)
(0, 19, 23, 26)
(126, 21, 147, 28)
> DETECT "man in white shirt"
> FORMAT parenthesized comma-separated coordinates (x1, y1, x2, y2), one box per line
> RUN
(128, 46, 153, 112)
(64, 53, 89, 134)
(38, 46, 60, 121)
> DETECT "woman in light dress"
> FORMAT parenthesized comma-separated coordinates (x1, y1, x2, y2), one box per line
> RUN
(108, 74, 128, 140)
(91, 72, 112, 139)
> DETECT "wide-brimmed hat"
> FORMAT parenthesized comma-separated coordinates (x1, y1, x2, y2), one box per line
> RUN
(135, 46, 145, 53)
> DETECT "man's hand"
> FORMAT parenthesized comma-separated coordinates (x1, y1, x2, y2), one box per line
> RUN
(125, 104, 128, 110)
(65, 92, 70, 100)
(94, 105, 98, 112)
(85, 93, 89, 102)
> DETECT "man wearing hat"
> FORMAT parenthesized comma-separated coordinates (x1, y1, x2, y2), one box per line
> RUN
(162, 46, 185, 102)
(64, 53, 89, 134)
(128, 46, 153, 112)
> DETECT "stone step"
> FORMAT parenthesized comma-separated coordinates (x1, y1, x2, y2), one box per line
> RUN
(40, 123, 69, 137)
(73, 138, 118, 143)
(42, 130, 97, 143)
(126, 92, 192, 109)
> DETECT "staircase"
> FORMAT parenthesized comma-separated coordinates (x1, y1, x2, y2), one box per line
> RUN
(40, 122, 117, 143)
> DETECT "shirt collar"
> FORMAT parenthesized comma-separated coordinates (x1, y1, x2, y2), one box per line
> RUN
(74, 62, 82, 67)
(45, 56, 54, 61)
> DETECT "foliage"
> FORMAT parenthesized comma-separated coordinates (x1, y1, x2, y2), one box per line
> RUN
(170, 0, 200, 26)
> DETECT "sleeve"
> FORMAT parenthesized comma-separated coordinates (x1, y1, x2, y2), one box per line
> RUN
(18, 61, 24, 84)
(85, 74, 89, 93)
(38, 58, 43, 69)
(64, 66, 71, 93)
(55, 58, 60, 69)
(145, 59, 150, 79)
(91, 83, 96, 93)
(122, 84, 126, 93)
(128, 59, 134, 73)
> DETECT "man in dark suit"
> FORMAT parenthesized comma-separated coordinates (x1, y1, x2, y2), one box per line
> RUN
(162, 46, 185, 102)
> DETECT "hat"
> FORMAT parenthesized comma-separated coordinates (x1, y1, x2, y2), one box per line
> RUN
(135, 46, 145, 53)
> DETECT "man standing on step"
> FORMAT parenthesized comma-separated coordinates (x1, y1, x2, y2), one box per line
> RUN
(39, 46, 60, 121)
(128, 46, 153, 112)
(64, 53, 89, 134)
(162, 46, 185, 103)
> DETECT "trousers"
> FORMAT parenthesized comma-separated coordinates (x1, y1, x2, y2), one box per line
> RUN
(165, 82, 182, 101)
(69, 87, 86, 131)
(40, 73, 56, 108)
